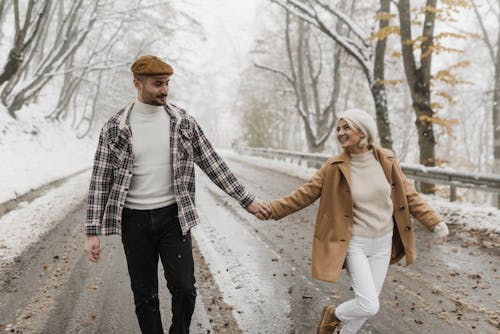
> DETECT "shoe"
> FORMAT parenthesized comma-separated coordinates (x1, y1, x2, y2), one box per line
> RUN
(317, 305, 341, 334)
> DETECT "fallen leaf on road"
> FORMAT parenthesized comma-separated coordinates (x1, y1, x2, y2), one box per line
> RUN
(302, 295, 313, 299)
(414, 319, 423, 324)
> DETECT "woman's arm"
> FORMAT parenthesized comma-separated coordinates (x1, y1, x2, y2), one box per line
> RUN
(268, 162, 327, 220)
(395, 162, 445, 231)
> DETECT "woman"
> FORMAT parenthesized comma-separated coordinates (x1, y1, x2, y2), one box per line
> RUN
(264, 109, 449, 334)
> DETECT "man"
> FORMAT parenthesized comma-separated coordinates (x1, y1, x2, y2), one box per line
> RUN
(84, 55, 269, 334)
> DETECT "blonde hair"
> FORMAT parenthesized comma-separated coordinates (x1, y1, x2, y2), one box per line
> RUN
(339, 117, 370, 149)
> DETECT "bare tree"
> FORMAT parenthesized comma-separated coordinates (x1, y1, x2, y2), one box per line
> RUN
(0, 0, 51, 93)
(1, 0, 98, 114)
(48, 17, 129, 121)
(270, 0, 394, 150)
(472, 0, 500, 205)
(257, 14, 342, 152)
(373, 0, 392, 149)
(397, 0, 438, 193)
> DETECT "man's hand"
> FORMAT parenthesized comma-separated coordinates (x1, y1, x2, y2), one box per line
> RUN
(85, 235, 101, 262)
(246, 198, 270, 220)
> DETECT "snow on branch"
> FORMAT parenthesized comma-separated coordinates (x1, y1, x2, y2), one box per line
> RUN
(312, 0, 369, 47)
(270, 0, 373, 84)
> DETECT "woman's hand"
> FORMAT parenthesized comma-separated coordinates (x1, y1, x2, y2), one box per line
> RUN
(256, 203, 273, 220)
(432, 221, 449, 243)
(246, 198, 271, 220)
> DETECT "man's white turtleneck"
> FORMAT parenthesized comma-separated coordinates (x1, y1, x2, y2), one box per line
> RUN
(124, 98, 175, 209)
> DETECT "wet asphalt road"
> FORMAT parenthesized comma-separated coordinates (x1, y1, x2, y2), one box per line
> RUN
(0, 201, 234, 333)
(192, 156, 499, 334)
(0, 156, 498, 333)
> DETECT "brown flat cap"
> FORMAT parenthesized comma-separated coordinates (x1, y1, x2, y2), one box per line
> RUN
(131, 55, 173, 75)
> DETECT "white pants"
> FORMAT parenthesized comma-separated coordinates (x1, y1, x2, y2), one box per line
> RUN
(335, 232, 393, 334)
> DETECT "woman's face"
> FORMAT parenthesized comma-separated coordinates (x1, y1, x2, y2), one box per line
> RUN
(336, 119, 367, 154)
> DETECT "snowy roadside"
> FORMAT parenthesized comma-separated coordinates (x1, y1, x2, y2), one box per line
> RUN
(0, 171, 90, 266)
(220, 149, 500, 235)
(0, 105, 95, 205)
(0, 103, 95, 267)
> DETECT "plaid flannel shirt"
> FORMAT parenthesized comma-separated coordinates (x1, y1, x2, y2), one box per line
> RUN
(85, 102, 255, 236)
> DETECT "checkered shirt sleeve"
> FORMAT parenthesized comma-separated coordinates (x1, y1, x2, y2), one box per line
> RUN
(190, 116, 255, 208)
(85, 127, 114, 235)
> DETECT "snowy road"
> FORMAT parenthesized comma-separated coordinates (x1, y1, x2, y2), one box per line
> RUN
(0, 155, 498, 333)
(0, 203, 232, 333)
(194, 156, 500, 334)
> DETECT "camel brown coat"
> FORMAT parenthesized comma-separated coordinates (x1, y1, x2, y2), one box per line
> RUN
(268, 145, 443, 283)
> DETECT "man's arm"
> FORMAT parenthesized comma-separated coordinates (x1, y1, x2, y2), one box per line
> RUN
(84, 127, 114, 261)
(189, 117, 268, 218)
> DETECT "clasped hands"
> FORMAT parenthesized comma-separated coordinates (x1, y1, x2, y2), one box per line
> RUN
(245, 198, 272, 220)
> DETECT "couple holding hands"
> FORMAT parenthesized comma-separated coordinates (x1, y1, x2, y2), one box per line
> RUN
(84, 55, 448, 334)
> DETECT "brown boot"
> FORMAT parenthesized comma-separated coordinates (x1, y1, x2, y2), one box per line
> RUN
(316, 305, 341, 334)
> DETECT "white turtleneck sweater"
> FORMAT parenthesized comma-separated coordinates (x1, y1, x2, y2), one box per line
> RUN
(350, 150, 394, 237)
(124, 99, 176, 209)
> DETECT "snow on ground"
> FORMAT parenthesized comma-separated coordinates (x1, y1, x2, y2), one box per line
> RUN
(0, 104, 95, 204)
(0, 171, 90, 265)
(0, 103, 95, 266)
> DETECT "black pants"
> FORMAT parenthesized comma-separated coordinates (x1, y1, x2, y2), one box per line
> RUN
(121, 204, 197, 334)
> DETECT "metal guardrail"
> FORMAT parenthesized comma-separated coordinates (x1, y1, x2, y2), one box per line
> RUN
(237, 146, 500, 203)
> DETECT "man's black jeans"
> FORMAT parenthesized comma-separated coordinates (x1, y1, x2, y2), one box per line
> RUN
(121, 204, 197, 334)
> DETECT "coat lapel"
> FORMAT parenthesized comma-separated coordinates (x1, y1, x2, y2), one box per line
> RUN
(331, 151, 352, 189)
(372, 145, 394, 183)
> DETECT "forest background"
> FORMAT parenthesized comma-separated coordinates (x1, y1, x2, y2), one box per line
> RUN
(0, 0, 498, 205)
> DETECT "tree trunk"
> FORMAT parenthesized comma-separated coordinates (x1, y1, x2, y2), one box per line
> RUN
(493, 7, 500, 206)
(398, 0, 437, 193)
(6, 0, 95, 114)
(413, 74, 437, 169)
(0, 50, 23, 89)
(0, 0, 50, 88)
(372, 0, 393, 150)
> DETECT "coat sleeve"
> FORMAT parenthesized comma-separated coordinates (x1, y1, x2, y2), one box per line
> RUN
(394, 161, 443, 230)
(268, 162, 326, 220)
(85, 127, 114, 235)
(190, 116, 255, 208)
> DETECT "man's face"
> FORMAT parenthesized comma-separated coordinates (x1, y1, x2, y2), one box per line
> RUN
(134, 75, 170, 106)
